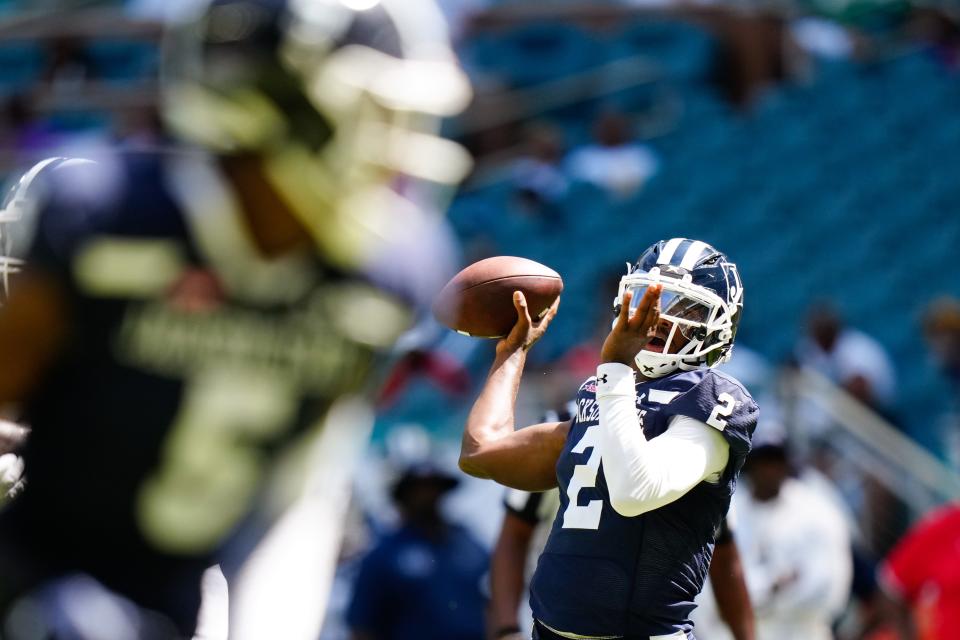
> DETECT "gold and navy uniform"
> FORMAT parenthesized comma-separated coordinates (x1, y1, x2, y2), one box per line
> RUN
(0, 152, 426, 633)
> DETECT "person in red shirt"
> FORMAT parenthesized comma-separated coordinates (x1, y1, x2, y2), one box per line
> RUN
(876, 504, 960, 640)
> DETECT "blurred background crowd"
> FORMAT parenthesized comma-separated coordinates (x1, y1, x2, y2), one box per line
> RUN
(1, 0, 959, 638)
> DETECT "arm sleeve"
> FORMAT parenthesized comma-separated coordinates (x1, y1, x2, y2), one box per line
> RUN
(596, 362, 730, 518)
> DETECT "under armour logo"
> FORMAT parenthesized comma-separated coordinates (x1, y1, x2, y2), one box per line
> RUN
(598, 374, 608, 384)
(643, 365, 654, 374)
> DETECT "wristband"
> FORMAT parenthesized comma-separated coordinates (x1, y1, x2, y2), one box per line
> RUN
(596, 362, 636, 398)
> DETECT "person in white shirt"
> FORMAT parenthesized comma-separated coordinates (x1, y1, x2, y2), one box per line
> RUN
(713, 437, 852, 640)
(795, 303, 896, 412)
(564, 111, 659, 198)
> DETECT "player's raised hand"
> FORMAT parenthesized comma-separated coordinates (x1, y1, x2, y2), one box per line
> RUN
(497, 291, 560, 355)
(600, 285, 661, 366)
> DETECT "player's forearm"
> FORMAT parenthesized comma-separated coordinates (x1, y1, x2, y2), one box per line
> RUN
(877, 568, 919, 640)
(489, 517, 534, 634)
(459, 348, 526, 478)
(881, 592, 919, 640)
(710, 542, 756, 640)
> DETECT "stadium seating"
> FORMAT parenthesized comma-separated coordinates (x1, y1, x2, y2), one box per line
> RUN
(391, 26, 960, 454)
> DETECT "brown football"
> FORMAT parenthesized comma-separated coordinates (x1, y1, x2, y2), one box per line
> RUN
(432, 256, 563, 338)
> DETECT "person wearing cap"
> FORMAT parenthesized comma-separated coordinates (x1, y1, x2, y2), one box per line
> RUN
(346, 463, 488, 640)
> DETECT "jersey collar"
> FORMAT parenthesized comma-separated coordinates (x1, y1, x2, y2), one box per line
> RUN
(165, 151, 317, 305)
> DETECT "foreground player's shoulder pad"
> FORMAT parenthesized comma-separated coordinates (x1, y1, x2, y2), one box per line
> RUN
(669, 369, 758, 437)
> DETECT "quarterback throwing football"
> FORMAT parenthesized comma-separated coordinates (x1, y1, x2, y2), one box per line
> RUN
(460, 238, 758, 639)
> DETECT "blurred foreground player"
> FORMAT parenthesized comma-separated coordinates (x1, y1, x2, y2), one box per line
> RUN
(0, 0, 470, 637)
(459, 238, 758, 638)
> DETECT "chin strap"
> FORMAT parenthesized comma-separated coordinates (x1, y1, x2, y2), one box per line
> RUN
(634, 328, 702, 378)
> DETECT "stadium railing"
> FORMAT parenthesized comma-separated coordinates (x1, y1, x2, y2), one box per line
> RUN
(780, 366, 960, 552)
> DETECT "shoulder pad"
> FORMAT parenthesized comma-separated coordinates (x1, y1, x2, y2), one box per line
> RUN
(11, 156, 128, 267)
(577, 376, 598, 397)
(668, 370, 757, 453)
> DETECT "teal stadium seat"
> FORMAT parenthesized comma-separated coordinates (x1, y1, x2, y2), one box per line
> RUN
(416, 42, 960, 447)
(85, 40, 159, 83)
(610, 20, 715, 83)
(462, 23, 604, 88)
(0, 43, 44, 94)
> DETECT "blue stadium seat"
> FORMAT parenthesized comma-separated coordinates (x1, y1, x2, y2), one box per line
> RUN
(0, 43, 44, 93)
(401, 40, 960, 443)
(464, 23, 604, 88)
(85, 40, 158, 83)
(610, 20, 716, 82)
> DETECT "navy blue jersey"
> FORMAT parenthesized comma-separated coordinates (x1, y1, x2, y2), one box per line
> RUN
(529, 369, 757, 638)
(0, 152, 417, 631)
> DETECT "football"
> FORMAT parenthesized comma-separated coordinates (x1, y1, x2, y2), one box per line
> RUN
(432, 256, 563, 338)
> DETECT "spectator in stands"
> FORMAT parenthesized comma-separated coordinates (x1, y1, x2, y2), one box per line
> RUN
(564, 110, 659, 198)
(41, 36, 94, 90)
(923, 296, 960, 394)
(347, 462, 488, 640)
(922, 296, 960, 469)
(1, 95, 59, 157)
(876, 503, 960, 640)
(795, 302, 896, 414)
(731, 432, 852, 640)
(510, 123, 569, 214)
(905, 7, 960, 70)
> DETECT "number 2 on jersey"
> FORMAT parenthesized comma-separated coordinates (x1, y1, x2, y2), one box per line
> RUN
(561, 424, 603, 530)
(706, 392, 736, 429)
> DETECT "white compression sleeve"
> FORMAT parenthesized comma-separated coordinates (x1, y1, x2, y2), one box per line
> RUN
(595, 362, 730, 518)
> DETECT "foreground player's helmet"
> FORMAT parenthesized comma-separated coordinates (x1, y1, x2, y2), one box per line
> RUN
(0, 196, 22, 305)
(0, 159, 62, 304)
(162, 0, 472, 269)
(614, 238, 743, 378)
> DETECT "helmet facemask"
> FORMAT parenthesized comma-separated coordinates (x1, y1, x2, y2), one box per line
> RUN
(613, 265, 740, 378)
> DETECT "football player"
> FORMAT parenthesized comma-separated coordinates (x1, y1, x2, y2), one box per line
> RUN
(460, 238, 758, 639)
(0, 0, 470, 637)
(490, 488, 755, 640)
